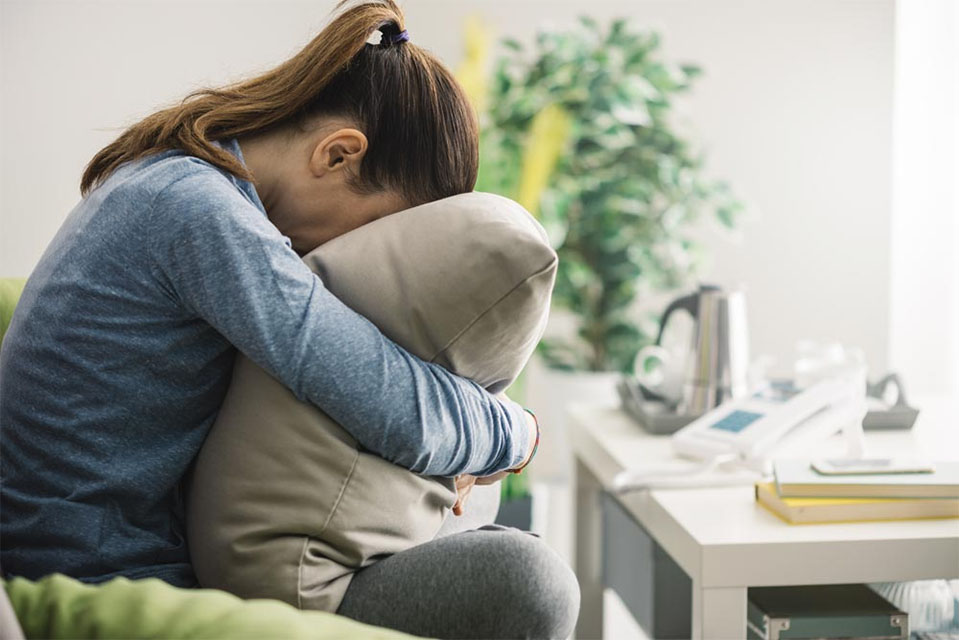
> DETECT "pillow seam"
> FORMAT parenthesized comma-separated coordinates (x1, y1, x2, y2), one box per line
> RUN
(297, 446, 360, 608)
(320, 446, 361, 535)
(296, 535, 309, 609)
(430, 255, 558, 363)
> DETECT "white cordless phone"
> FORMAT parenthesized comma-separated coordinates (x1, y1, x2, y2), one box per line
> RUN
(670, 373, 867, 474)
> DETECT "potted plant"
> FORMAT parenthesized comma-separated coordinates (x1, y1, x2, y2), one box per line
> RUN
(478, 16, 742, 374)
(462, 17, 742, 493)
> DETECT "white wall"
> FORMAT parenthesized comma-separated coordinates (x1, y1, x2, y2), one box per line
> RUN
(889, 0, 959, 398)
(0, 0, 333, 275)
(1, 0, 895, 375)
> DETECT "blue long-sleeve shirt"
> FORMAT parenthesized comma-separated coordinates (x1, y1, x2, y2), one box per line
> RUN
(0, 139, 530, 586)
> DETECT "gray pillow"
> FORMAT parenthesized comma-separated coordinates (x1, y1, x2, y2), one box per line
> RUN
(187, 192, 557, 612)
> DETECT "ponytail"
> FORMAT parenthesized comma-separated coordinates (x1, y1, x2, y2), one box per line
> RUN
(81, 1, 478, 206)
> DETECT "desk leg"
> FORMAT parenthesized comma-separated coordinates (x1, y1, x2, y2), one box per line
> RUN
(574, 459, 603, 640)
(692, 584, 748, 640)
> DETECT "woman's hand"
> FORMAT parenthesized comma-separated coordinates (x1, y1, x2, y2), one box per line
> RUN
(452, 474, 477, 516)
(471, 403, 540, 489)
(473, 470, 511, 485)
(454, 400, 540, 514)
(452, 465, 515, 514)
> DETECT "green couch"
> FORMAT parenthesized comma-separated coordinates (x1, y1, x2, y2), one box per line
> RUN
(4, 575, 416, 640)
(0, 278, 420, 640)
(0, 278, 26, 346)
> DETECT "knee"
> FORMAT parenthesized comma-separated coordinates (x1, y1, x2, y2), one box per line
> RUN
(473, 527, 580, 639)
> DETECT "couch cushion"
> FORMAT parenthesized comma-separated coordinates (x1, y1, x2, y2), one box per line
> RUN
(0, 278, 27, 348)
(4, 574, 417, 639)
(188, 192, 556, 611)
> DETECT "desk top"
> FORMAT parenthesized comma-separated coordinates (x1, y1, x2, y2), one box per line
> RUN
(568, 398, 959, 588)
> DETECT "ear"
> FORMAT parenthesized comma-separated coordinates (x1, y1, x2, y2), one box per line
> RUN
(308, 128, 369, 178)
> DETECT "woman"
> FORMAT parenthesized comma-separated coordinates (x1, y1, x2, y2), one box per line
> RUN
(0, 1, 579, 638)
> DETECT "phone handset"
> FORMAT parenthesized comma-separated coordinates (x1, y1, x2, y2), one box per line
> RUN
(614, 371, 867, 493)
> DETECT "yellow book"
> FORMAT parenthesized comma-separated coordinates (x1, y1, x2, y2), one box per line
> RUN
(755, 482, 959, 524)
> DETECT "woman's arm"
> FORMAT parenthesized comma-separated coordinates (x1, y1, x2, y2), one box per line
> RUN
(148, 172, 531, 477)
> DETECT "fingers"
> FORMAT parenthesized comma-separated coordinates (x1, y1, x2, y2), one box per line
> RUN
(474, 470, 510, 485)
(452, 474, 477, 516)
(455, 474, 476, 489)
(452, 487, 470, 515)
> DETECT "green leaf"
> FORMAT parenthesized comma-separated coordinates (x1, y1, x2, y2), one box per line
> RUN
(579, 15, 600, 32)
(716, 206, 735, 229)
(474, 15, 743, 372)
(680, 63, 703, 79)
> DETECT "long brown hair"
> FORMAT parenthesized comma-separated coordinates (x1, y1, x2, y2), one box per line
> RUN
(80, 0, 478, 206)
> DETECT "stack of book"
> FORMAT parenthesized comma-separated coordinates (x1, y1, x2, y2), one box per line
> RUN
(756, 459, 959, 524)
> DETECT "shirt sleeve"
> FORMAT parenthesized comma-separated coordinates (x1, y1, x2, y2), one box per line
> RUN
(147, 171, 531, 477)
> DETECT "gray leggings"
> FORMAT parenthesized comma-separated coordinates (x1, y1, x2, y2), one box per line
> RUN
(336, 488, 580, 639)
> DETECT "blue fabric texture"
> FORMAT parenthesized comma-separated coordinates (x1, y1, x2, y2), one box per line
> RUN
(0, 139, 530, 587)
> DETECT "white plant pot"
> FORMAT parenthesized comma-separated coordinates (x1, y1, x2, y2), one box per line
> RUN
(524, 356, 620, 482)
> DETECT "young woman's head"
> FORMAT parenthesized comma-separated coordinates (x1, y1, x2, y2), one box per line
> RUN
(81, 0, 478, 252)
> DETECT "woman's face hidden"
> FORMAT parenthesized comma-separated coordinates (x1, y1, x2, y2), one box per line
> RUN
(242, 119, 411, 254)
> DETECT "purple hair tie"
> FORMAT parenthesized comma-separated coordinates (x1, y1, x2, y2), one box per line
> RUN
(385, 29, 410, 45)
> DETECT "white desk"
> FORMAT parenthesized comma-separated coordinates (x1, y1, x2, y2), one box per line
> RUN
(570, 399, 959, 640)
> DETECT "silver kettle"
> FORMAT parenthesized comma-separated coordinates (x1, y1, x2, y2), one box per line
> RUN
(644, 284, 751, 415)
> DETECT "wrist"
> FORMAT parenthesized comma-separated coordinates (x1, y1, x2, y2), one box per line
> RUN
(511, 407, 540, 474)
